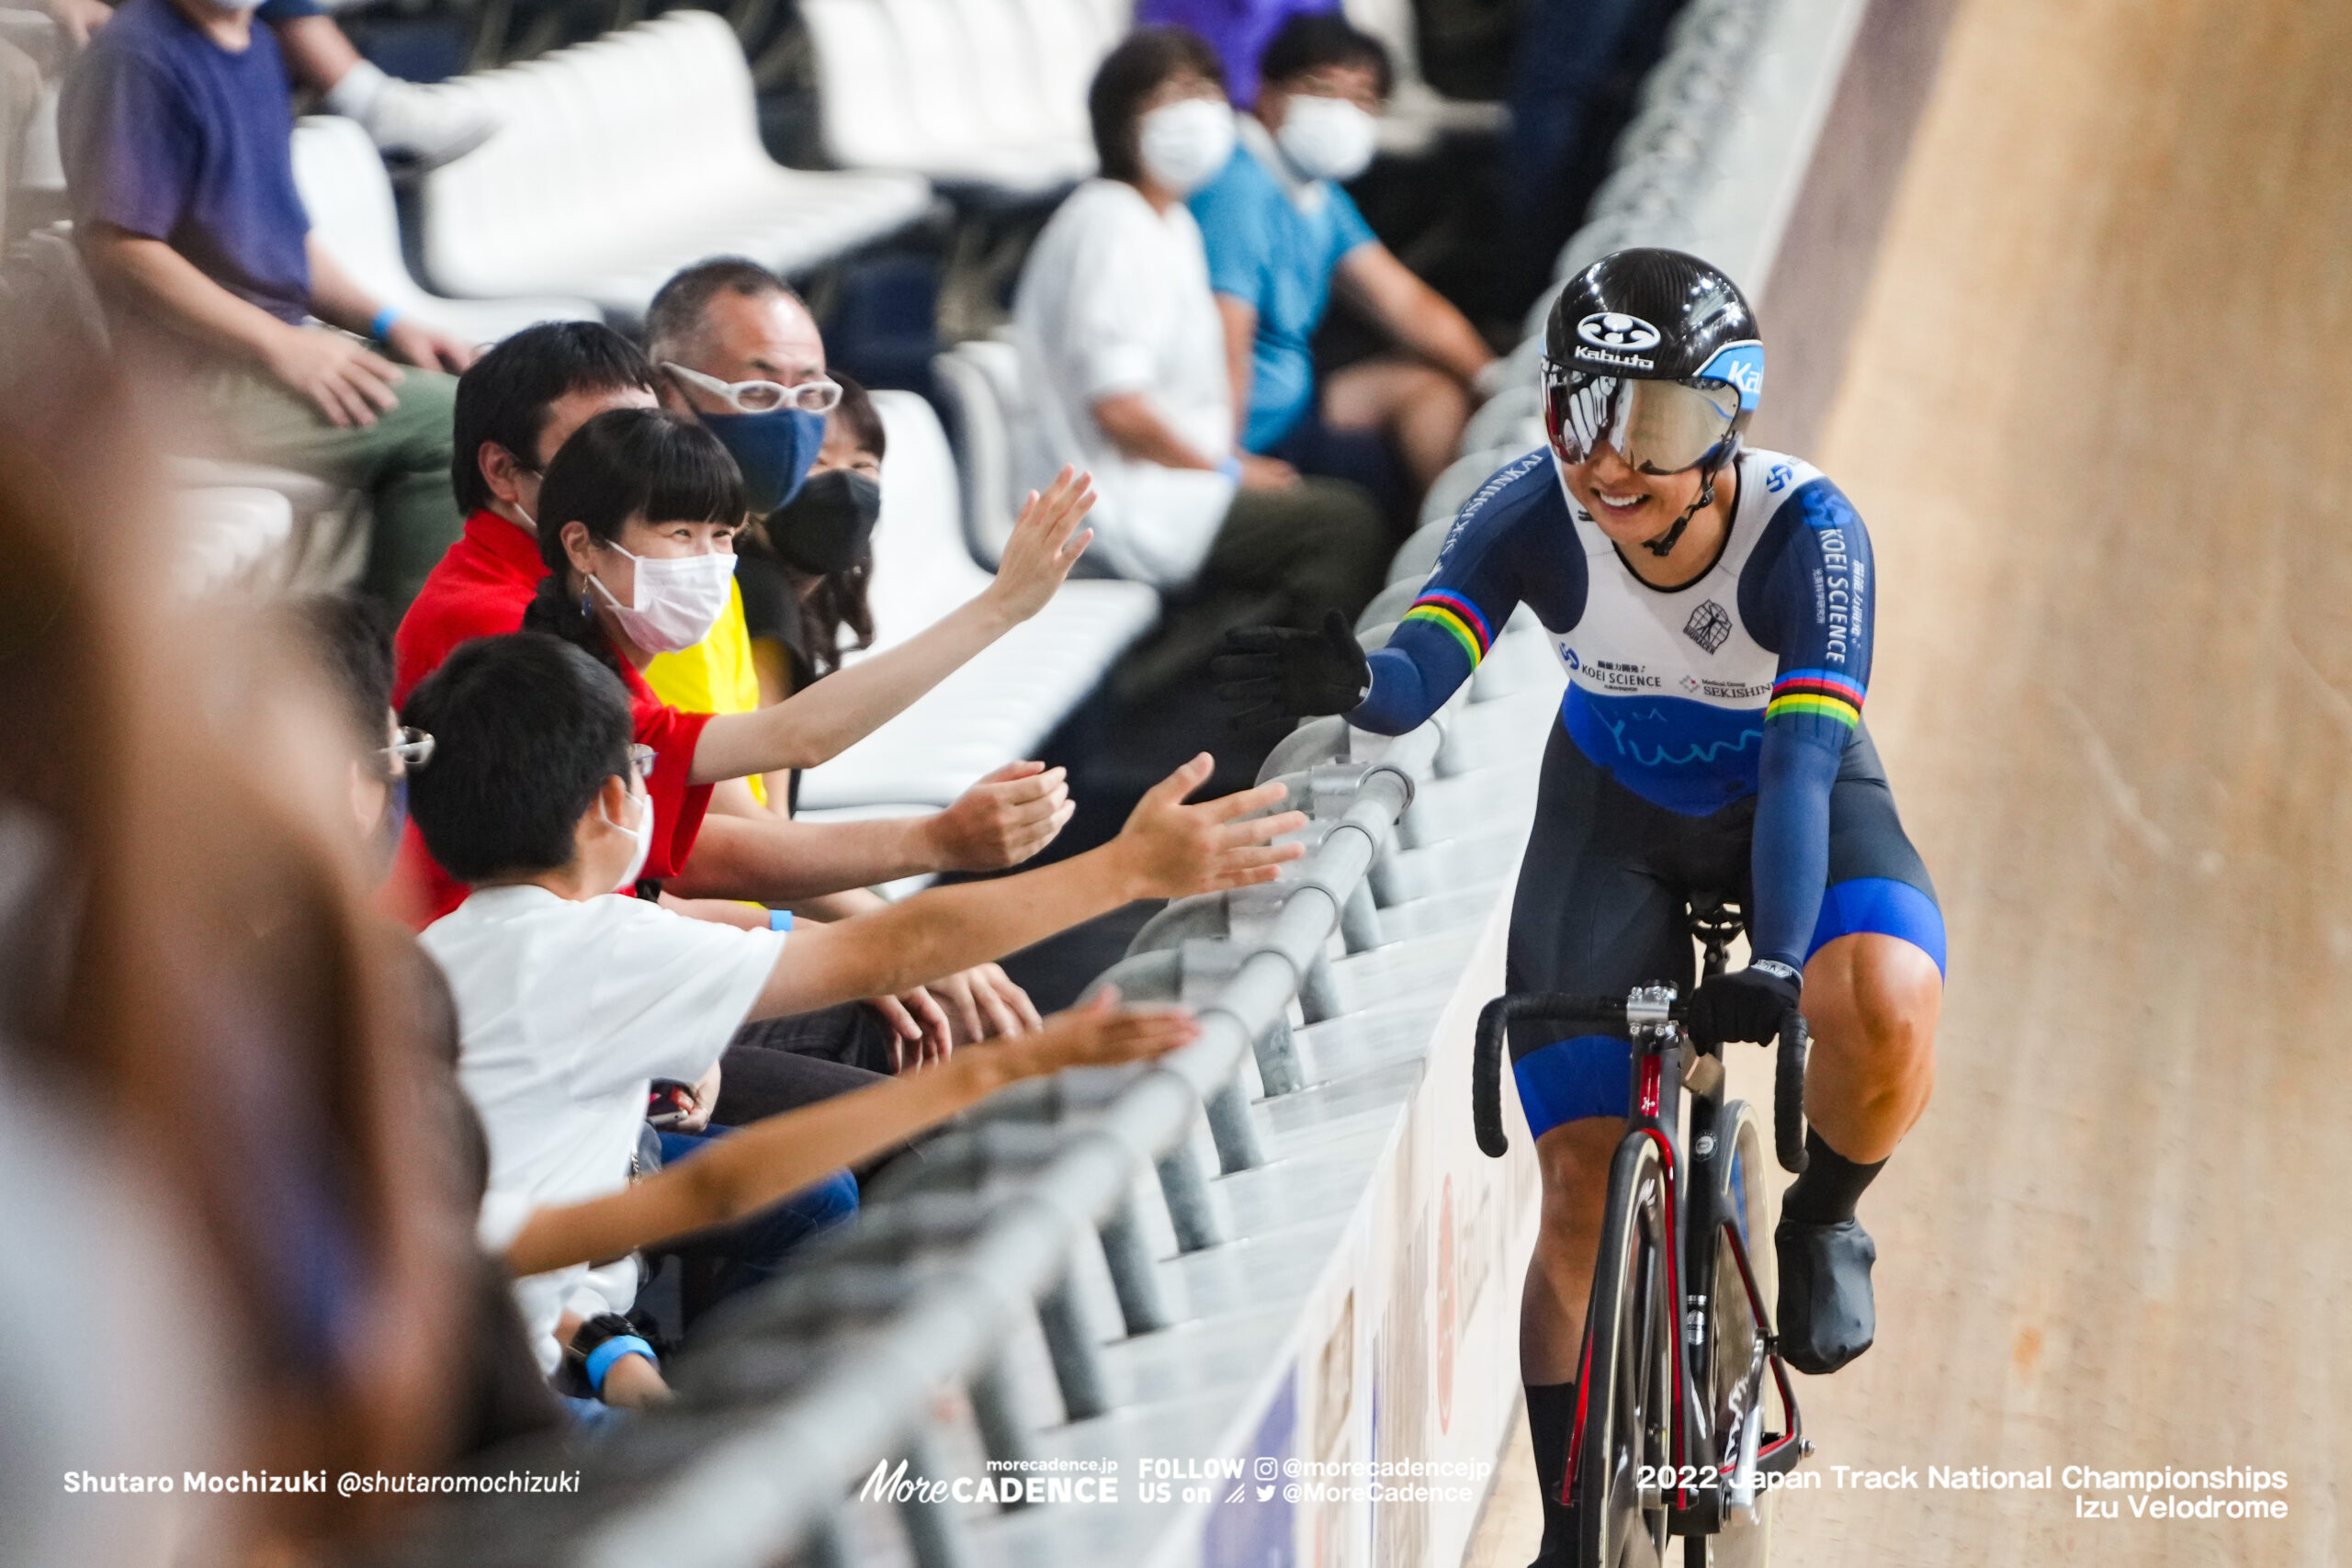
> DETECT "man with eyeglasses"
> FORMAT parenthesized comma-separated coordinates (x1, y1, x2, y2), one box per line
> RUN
(1216, 249, 1944, 1563)
(639, 256, 843, 809)
(644, 256, 842, 519)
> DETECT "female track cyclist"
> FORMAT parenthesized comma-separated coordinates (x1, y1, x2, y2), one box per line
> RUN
(1216, 248, 1946, 1562)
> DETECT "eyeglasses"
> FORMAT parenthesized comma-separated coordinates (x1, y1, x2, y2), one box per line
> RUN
(380, 727, 435, 773)
(662, 361, 842, 416)
(629, 743, 657, 780)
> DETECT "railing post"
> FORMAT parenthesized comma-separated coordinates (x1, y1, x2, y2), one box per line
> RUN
(1035, 1276, 1110, 1420)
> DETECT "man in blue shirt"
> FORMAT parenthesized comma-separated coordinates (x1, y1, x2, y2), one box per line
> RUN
(1190, 13, 1497, 521)
(60, 0, 480, 609)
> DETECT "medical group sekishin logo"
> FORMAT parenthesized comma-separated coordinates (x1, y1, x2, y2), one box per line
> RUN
(1577, 312, 1662, 353)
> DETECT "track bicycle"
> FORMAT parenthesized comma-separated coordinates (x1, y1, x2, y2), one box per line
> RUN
(1473, 897, 1815, 1567)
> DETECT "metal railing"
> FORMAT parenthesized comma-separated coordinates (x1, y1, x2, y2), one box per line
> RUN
(375, 715, 1480, 1568)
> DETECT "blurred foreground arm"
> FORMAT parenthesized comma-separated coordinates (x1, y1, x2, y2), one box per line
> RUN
(502, 993, 1197, 1277)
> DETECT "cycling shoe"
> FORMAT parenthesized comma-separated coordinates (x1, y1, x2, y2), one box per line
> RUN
(1775, 1217, 1877, 1374)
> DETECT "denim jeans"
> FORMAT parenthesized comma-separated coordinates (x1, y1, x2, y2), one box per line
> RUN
(646, 1128, 859, 1325)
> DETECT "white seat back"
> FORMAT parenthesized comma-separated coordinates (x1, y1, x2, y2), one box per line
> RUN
(1342, 0, 1427, 85)
(292, 115, 601, 341)
(1011, 0, 1103, 142)
(878, 0, 993, 154)
(932, 345, 1016, 567)
(1077, 0, 1132, 47)
(423, 13, 777, 292)
(955, 0, 1064, 148)
(290, 118, 415, 310)
(801, 0, 930, 168)
(862, 390, 993, 652)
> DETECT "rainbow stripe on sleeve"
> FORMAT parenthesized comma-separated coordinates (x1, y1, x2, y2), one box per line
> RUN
(1400, 591, 1493, 666)
(1764, 669, 1865, 728)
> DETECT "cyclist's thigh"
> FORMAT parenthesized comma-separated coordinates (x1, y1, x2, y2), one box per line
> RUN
(1806, 725, 1947, 976)
(1506, 727, 1690, 1136)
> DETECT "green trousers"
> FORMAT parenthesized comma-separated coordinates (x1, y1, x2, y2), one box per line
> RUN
(203, 362, 461, 613)
(1113, 475, 1394, 701)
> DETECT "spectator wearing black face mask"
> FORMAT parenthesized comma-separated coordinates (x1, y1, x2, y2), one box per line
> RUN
(739, 371, 886, 717)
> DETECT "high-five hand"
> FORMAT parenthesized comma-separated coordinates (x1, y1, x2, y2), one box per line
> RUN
(1110, 754, 1309, 899)
(983, 467, 1096, 623)
(1213, 611, 1372, 729)
(1000, 987, 1200, 1077)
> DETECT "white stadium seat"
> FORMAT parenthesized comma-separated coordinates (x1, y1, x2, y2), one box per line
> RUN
(414, 12, 933, 321)
(796, 391, 1159, 809)
(956, 0, 1080, 150)
(1012, 0, 1107, 145)
(289, 117, 600, 345)
(930, 338, 1028, 566)
(171, 485, 293, 597)
(798, 0, 933, 174)
(802, 0, 1093, 196)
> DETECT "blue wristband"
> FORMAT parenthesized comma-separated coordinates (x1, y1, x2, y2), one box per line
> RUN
(368, 306, 402, 343)
(768, 908, 794, 932)
(1216, 455, 1243, 483)
(584, 1334, 655, 1394)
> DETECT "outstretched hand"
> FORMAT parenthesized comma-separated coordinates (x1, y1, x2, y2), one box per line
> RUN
(1213, 610, 1372, 731)
(1111, 754, 1308, 900)
(985, 466, 1096, 624)
(926, 761, 1074, 871)
(1001, 987, 1201, 1078)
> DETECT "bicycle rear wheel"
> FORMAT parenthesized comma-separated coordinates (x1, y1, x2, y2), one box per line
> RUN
(1686, 1101, 1776, 1567)
(1577, 1134, 1673, 1568)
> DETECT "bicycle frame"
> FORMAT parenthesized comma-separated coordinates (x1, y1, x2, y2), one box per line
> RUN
(1596, 987, 1808, 1537)
(1471, 898, 1813, 1548)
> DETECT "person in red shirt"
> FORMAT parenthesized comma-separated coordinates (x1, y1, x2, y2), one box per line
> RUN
(507, 408, 1091, 817)
(389, 322, 1092, 932)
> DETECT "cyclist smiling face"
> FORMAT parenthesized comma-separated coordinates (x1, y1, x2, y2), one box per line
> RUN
(1556, 436, 1740, 588)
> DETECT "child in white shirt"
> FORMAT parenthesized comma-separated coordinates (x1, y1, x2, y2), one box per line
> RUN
(404, 629, 1306, 1384)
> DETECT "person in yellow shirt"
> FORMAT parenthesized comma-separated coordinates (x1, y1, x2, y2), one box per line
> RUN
(646, 576, 772, 802)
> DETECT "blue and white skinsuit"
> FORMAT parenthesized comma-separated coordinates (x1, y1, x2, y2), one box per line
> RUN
(1349, 445, 1946, 1134)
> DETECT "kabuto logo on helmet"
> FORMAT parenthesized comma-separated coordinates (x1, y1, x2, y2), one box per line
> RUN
(1577, 312, 1663, 353)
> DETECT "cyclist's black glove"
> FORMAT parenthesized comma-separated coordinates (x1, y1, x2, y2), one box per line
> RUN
(1213, 610, 1372, 730)
(1687, 961, 1803, 1046)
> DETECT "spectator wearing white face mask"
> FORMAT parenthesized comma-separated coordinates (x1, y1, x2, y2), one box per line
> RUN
(1191, 13, 1500, 519)
(1014, 25, 1389, 699)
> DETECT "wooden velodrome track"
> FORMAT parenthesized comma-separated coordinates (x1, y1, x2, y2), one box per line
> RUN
(1469, 0, 2352, 1562)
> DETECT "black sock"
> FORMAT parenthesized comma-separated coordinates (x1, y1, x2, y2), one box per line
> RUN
(1781, 1129, 1886, 1226)
(1525, 1381, 1577, 1563)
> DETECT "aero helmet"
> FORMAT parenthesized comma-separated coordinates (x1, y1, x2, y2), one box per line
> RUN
(1542, 248, 1764, 556)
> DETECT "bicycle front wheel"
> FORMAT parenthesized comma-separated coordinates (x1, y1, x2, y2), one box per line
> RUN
(1686, 1100, 1775, 1567)
(1577, 1134, 1674, 1568)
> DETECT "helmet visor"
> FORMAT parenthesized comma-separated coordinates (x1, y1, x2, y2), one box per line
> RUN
(1543, 368, 1741, 475)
